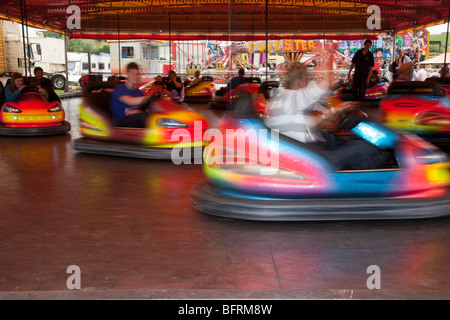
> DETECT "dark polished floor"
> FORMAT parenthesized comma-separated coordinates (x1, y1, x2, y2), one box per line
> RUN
(1, 97, 450, 300)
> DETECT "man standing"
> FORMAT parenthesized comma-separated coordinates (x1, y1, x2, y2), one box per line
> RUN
(347, 39, 374, 101)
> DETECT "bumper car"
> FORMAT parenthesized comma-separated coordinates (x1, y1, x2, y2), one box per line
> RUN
(140, 79, 184, 104)
(0, 87, 70, 136)
(184, 76, 216, 103)
(209, 77, 261, 109)
(379, 81, 450, 148)
(425, 77, 450, 97)
(334, 78, 388, 107)
(74, 82, 209, 160)
(191, 93, 450, 221)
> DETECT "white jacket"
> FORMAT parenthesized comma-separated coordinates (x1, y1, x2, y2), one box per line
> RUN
(264, 81, 327, 143)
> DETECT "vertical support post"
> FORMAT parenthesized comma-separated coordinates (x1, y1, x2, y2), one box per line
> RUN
(64, 33, 69, 92)
(88, 50, 92, 75)
(24, 0, 31, 77)
(117, 12, 121, 76)
(265, 0, 268, 80)
(20, 0, 28, 77)
(169, 14, 172, 71)
(443, 7, 450, 79)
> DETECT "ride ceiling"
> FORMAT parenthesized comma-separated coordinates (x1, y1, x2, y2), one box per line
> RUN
(0, 0, 449, 41)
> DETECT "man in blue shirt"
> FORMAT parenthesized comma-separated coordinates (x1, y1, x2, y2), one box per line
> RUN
(110, 62, 150, 127)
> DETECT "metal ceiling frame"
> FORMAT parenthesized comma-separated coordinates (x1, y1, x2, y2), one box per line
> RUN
(0, 1, 448, 40)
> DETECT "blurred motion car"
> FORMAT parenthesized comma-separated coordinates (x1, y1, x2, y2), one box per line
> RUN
(74, 82, 209, 159)
(379, 81, 450, 148)
(209, 76, 261, 109)
(191, 93, 450, 221)
(184, 75, 216, 103)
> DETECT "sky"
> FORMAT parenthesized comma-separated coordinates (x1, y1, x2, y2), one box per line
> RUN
(427, 23, 450, 34)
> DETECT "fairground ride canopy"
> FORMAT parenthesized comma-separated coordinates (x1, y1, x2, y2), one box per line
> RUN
(0, 1, 449, 41)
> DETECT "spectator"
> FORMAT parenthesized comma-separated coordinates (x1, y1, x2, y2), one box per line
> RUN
(396, 63, 414, 81)
(415, 64, 428, 81)
(393, 47, 412, 80)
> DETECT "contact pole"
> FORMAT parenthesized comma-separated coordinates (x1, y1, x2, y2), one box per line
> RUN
(117, 12, 121, 76)
(24, 0, 31, 77)
(169, 14, 171, 71)
(64, 33, 69, 92)
(20, 0, 28, 77)
(443, 5, 450, 79)
(265, 0, 268, 80)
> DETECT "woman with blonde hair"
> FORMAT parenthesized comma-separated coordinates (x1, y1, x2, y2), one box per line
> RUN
(264, 62, 381, 170)
(264, 62, 337, 143)
(5, 72, 26, 102)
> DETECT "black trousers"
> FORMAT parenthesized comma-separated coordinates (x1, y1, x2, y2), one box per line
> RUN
(352, 74, 367, 101)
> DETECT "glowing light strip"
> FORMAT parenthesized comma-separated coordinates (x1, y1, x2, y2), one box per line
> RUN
(69, 32, 381, 41)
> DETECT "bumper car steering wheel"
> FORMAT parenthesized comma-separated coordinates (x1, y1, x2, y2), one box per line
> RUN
(318, 104, 368, 133)
(336, 107, 368, 131)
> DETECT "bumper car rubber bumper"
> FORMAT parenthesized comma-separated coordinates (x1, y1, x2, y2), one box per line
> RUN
(74, 137, 203, 161)
(184, 96, 213, 103)
(417, 135, 450, 150)
(0, 121, 71, 136)
(191, 181, 450, 221)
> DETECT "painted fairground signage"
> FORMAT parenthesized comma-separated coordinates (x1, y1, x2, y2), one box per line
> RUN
(206, 41, 226, 66)
(217, 40, 321, 55)
(337, 36, 393, 73)
(335, 28, 429, 74)
(244, 40, 319, 53)
(205, 40, 322, 70)
(395, 28, 430, 64)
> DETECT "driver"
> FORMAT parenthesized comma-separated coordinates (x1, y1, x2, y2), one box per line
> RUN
(34, 67, 61, 102)
(189, 70, 202, 87)
(110, 62, 151, 128)
(5, 73, 27, 102)
(264, 62, 380, 170)
(29, 77, 49, 100)
(229, 68, 245, 91)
